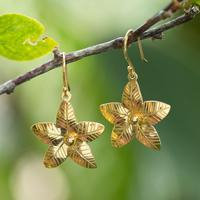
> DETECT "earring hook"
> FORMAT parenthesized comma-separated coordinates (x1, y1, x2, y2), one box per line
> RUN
(137, 37, 148, 63)
(123, 29, 136, 71)
(62, 52, 71, 99)
(123, 29, 138, 80)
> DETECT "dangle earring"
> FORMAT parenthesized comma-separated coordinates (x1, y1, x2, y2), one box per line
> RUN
(100, 30, 171, 150)
(31, 53, 104, 168)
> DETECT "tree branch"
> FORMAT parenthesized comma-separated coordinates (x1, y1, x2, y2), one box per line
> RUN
(0, 2, 199, 96)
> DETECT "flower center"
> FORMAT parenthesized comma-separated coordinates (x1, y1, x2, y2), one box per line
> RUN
(132, 116, 139, 124)
(128, 113, 139, 125)
(63, 131, 78, 146)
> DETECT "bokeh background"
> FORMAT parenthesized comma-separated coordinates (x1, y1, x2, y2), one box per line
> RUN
(0, 0, 200, 200)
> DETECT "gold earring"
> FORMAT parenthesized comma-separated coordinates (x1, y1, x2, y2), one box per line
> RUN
(100, 30, 171, 150)
(31, 52, 104, 168)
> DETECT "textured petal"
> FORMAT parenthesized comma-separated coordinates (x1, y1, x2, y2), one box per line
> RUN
(31, 122, 62, 145)
(43, 142, 68, 168)
(135, 124, 161, 150)
(111, 119, 134, 148)
(56, 99, 77, 129)
(75, 121, 104, 142)
(143, 101, 171, 125)
(68, 142, 97, 168)
(100, 102, 128, 124)
(122, 79, 143, 112)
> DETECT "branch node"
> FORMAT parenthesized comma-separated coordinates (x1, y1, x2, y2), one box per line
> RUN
(152, 33, 164, 40)
(189, 6, 200, 16)
(113, 37, 124, 48)
(163, 10, 173, 19)
(53, 48, 62, 60)
(0, 80, 15, 95)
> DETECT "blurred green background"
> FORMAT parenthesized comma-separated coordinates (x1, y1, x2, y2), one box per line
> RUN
(0, 0, 200, 200)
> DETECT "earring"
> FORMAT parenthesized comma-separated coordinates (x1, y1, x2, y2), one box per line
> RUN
(31, 53, 104, 168)
(100, 30, 171, 150)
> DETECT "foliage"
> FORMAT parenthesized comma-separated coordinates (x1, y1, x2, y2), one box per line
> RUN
(185, 0, 200, 7)
(192, 0, 200, 5)
(0, 13, 57, 61)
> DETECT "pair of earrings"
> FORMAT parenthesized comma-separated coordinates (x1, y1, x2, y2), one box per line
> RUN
(31, 30, 171, 169)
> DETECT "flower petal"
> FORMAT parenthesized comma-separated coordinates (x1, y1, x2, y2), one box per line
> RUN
(31, 122, 63, 145)
(56, 99, 77, 129)
(135, 124, 161, 150)
(111, 119, 134, 148)
(143, 101, 171, 125)
(75, 121, 104, 142)
(43, 142, 68, 168)
(100, 102, 128, 124)
(68, 142, 97, 168)
(122, 79, 143, 112)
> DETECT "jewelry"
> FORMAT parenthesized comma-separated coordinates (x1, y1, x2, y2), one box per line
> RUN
(32, 53, 104, 168)
(100, 30, 171, 150)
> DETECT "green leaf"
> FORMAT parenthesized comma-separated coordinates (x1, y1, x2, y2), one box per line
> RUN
(0, 13, 57, 61)
(187, 0, 200, 6)
(193, 0, 200, 5)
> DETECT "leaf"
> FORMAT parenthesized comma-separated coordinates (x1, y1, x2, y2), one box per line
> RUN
(192, 0, 200, 5)
(56, 99, 77, 129)
(75, 121, 104, 142)
(185, 0, 200, 7)
(0, 13, 57, 61)
(122, 79, 143, 112)
(31, 122, 63, 145)
(135, 124, 161, 151)
(43, 142, 68, 168)
(68, 142, 97, 168)
(100, 102, 128, 124)
(111, 120, 134, 148)
(142, 101, 171, 125)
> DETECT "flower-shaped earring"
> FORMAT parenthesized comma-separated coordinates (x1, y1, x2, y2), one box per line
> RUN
(100, 30, 171, 150)
(31, 53, 104, 168)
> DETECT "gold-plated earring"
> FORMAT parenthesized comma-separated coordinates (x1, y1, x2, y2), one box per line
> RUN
(100, 30, 171, 150)
(31, 53, 104, 168)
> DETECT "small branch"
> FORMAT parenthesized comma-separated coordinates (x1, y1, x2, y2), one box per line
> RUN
(126, 0, 184, 42)
(142, 6, 199, 39)
(0, 3, 199, 96)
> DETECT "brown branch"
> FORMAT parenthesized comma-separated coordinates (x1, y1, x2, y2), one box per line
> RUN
(0, 2, 199, 96)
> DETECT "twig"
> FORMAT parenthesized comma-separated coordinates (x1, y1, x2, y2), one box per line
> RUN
(142, 6, 199, 39)
(0, 3, 199, 96)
